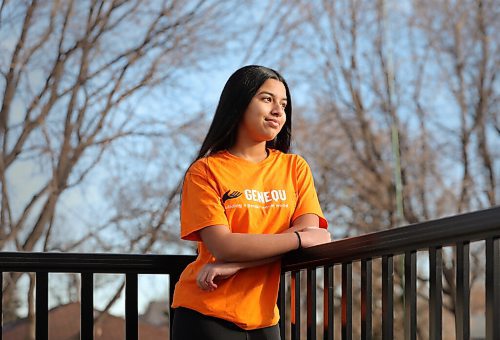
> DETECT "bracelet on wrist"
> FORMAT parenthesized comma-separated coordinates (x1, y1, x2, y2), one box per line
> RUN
(294, 231, 302, 249)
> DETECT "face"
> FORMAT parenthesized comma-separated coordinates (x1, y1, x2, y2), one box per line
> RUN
(237, 78, 288, 145)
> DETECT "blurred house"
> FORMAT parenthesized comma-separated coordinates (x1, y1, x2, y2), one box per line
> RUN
(470, 284, 486, 340)
(139, 300, 169, 327)
(3, 302, 169, 340)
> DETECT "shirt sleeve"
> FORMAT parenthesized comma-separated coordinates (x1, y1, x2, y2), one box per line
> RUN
(180, 163, 229, 241)
(291, 156, 328, 228)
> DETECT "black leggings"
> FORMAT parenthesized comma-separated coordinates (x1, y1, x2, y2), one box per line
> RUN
(172, 307, 280, 340)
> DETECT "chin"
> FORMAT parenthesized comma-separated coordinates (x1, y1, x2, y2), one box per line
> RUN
(255, 129, 280, 142)
(263, 134, 279, 141)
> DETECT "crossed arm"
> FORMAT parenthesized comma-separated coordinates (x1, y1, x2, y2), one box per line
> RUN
(196, 214, 331, 291)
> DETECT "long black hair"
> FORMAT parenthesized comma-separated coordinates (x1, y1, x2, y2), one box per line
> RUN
(195, 65, 292, 160)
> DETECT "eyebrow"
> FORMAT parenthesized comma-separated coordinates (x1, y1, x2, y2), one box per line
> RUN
(258, 91, 287, 101)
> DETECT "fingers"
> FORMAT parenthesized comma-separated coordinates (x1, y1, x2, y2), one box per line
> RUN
(196, 267, 218, 291)
(197, 275, 217, 291)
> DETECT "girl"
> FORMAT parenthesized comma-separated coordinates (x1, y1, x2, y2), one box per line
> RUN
(171, 65, 331, 340)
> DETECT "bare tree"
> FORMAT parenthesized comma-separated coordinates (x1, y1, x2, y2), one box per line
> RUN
(0, 0, 237, 251)
(0, 0, 241, 323)
(411, 0, 499, 335)
(0, 0, 326, 327)
(287, 0, 498, 338)
(413, 0, 499, 211)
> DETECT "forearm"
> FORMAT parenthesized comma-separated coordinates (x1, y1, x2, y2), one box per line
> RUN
(199, 215, 328, 262)
(230, 255, 281, 270)
(196, 255, 281, 291)
(210, 232, 299, 262)
(224, 224, 318, 264)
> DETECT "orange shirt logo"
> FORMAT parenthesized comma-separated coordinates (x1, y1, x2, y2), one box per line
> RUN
(221, 190, 242, 203)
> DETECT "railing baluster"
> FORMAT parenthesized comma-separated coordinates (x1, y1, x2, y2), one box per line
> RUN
(279, 272, 286, 340)
(455, 242, 469, 340)
(125, 273, 138, 340)
(341, 262, 352, 340)
(429, 247, 442, 340)
(81, 272, 93, 340)
(382, 255, 393, 340)
(324, 265, 334, 340)
(486, 237, 500, 340)
(291, 270, 301, 340)
(35, 272, 48, 340)
(404, 251, 417, 340)
(361, 259, 372, 340)
(307, 268, 316, 340)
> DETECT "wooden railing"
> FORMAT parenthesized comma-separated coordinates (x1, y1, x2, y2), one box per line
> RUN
(1, 206, 499, 339)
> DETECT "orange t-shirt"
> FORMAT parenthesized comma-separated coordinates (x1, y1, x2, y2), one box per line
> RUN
(171, 149, 328, 330)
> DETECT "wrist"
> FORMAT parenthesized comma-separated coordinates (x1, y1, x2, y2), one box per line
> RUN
(294, 231, 302, 249)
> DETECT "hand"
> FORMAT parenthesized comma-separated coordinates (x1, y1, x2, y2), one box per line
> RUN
(196, 262, 241, 291)
(297, 227, 331, 248)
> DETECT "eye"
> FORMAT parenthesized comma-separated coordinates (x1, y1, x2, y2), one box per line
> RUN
(262, 96, 272, 103)
(281, 102, 287, 109)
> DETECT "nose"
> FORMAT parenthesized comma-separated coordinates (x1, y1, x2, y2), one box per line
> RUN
(271, 102, 284, 116)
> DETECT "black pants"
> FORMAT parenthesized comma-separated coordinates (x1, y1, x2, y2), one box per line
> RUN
(172, 307, 280, 340)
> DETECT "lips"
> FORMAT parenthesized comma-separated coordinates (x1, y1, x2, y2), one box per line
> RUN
(265, 118, 280, 128)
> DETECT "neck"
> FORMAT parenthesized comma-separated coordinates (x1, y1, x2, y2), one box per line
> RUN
(228, 142, 268, 163)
